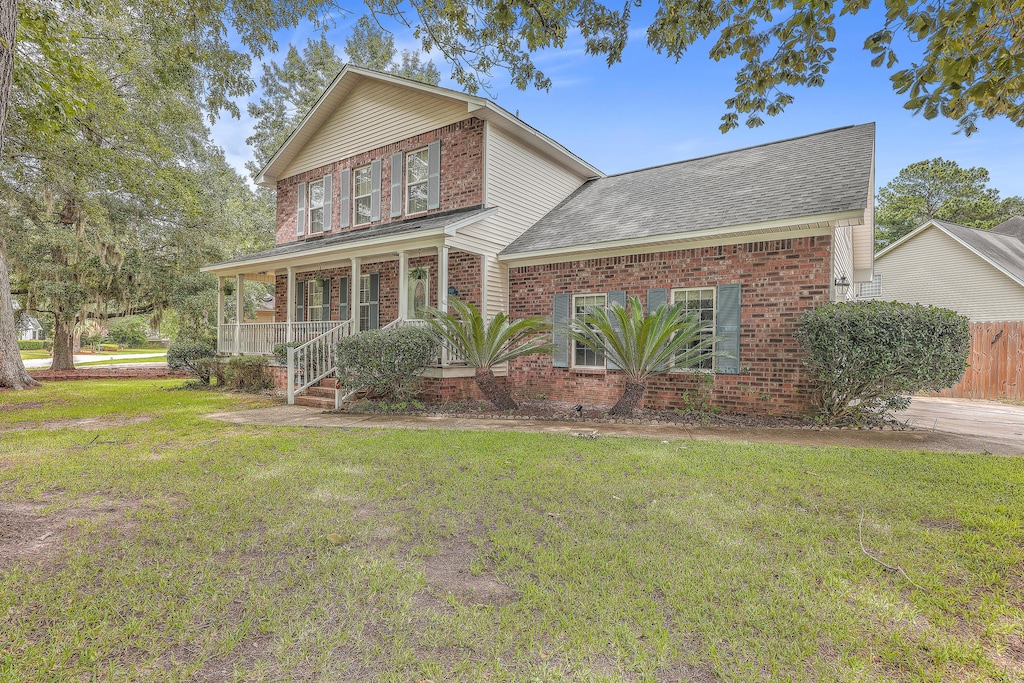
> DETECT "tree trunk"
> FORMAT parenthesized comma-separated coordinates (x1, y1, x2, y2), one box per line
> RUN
(609, 379, 647, 416)
(474, 367, 517, 410)
(0, 0, 34, 390)
(51, 315, 75, 371)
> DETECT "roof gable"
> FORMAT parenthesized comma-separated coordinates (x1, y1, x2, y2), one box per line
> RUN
(991, 215, 1024, 240)
(257, 66, 600, 187)
(501, 123, 875, 256)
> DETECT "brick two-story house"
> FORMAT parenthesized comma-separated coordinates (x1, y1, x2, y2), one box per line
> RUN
(203, 66, 875, 415)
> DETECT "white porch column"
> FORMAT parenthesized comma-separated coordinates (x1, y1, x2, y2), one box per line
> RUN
(397, 251, 408, 320)
(234, 273, 244, 356)
(286, 267, 295, 343)
(438, 245, 449, 365)
(216, 276, 226, 353)
(350, 257, 361, 331)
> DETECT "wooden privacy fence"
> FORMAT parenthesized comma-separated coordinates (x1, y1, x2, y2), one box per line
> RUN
(932, 321, 1023, 400)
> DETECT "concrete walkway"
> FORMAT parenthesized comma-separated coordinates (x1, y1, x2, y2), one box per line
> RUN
(207, 400, 1024, 456)
(901, 396, 1024, 444)
(22, 353, 167, 369)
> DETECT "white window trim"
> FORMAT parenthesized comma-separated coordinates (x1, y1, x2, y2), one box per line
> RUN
(670, 287, 716, 373)
(406, 147, 429, 216)
(353, 165, 372, 227)
(572, 293, 607, 369)
(308, 179, 325, 234)
(307, 279, 326, 321)
(359, 273, 374, 331)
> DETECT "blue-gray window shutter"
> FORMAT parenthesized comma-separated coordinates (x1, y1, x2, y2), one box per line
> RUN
(646, 288, 668, 314)
(552, 293, 570, 368)
(390, 152, 403, 218)
(295, 280, 306, 323)
(322, 174, 333, 231)
(369, 273, 380, 329)
(296, 182, 306, 236)
(606, 290, 627, 370)
(647, 288, 669, 370)
(339, 169, 350, 229)
(338, 276, 349, 322)
(370, 159, 382, 222)
(320, 278, 331, 321)
(427, 140, 441, 210)
(716, 284, 741, 374)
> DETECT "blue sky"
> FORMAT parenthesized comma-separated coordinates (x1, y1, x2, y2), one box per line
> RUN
(211, 6, 1024, 199)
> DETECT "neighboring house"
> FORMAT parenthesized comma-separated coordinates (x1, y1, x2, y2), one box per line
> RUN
(253, 294, 276, 323)
(203, 66, 876, 415)
(858, 217, 1024, 399)
(12, 300, 44, 341)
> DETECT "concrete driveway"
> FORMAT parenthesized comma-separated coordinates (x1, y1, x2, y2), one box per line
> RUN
(900, 397, 1024, 455)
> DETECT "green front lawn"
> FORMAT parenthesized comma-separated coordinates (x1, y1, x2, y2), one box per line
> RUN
(1, 381, 1021, 682)
(18, 349, 50, 360)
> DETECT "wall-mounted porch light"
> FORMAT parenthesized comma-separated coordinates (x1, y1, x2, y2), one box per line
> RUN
(447, 285, 459, 297)
(833, 275, 851, 297)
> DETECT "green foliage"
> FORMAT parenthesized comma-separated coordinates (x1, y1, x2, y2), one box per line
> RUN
(17, 339, 49, 351)
(875, 158, 1024, 248)
(425, 297, 553, 371)
(335, 326, 440, 402)
(224, 356, 274, 392)
(796, 301, 970, 425)
(106, 317, 148, 348)
(273, 342, 299, 366)
(167, 339, 218, 385)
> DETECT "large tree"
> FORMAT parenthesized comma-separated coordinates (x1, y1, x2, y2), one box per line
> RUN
(875, 158, 1024, 248)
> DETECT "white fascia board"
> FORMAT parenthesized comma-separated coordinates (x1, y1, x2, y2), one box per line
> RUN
(443, 206, 498, 236)
(873, 220, 935, 260)
(498, 211, 859, 265)
(476, 103, 603, 179)
(201, 228, 448, 276)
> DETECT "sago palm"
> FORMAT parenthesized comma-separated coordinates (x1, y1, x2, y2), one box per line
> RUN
(425, 297, 553, 410)
(570, 295, 719, 416)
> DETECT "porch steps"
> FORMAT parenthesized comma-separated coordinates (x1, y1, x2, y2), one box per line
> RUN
(293, 379, 338, 410)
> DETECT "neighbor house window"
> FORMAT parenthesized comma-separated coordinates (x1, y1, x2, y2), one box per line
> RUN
(671, 287, 715, 370)
(308, 179, 325, 234)
(573, 294, 607, 368)
(406, 148, 429, 214)
(858, 274, 882, 297)
(354, 166, 373, 226)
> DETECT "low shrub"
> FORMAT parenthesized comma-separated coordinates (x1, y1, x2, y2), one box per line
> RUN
(336, 326, 440, 402)
(167, 339, 218, 385)
(98, 343, 120, 352)
(107, 318, 148, 348)
(796, 300, 970, 425)
(224, 356, 274, 392)
(18, 340, 49, 351)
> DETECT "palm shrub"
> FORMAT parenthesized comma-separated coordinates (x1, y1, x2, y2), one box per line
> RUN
(796, 300, 970, 425)
(424, 297, 553, 410)
(570, 295, 719, 416)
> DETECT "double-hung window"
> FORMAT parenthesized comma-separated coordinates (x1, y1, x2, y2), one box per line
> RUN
(671, 287, 715, 370)
(354, 166, 373, 226)
(359, 273, 380, 331)
(573, 294, 607, 368)
(308, 179, 325, 234)
(306, 279, 326, 321)
(406, 148, 429, 214)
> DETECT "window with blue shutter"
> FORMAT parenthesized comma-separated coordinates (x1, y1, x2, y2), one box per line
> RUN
(339, 169, 351, 229)
(338, 276, 349, 322)
(390, 152, 403, 218)
(359, 273, 380, 331)
(647, 289, 668, 370)
(715, 284, 741, 374)
(427, 140, 440, 210)
(370, 159, 382, 222)
(552, 294, 570, 368)
(322, 174, 333, 232)
(296, 181, 306, 236)
(295, 280, 306, 322)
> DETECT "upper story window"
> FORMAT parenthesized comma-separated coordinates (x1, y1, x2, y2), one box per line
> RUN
(671, 287, 715, 371)
(407, 148, 429, 214)
(354, 166, 373, 226)
(573, 294, 607, 368)
(308, 179, 325, 234)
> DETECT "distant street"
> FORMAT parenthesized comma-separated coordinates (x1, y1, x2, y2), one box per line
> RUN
(22, 353, 167, 369)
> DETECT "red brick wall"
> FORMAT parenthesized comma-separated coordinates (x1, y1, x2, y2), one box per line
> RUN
(507, 237, 832, 416)
(276, 118, 484, 246)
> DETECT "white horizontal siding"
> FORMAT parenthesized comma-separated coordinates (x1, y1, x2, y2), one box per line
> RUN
(863, 226, 1024, 321)
(282, 80, 469, 178)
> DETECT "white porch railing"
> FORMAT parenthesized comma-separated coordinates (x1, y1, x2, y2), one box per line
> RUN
(287, 319, 354, 406)
(218, 321, 349, 356)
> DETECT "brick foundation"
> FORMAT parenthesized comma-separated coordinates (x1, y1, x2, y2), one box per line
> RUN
(29, 368, 190, 381)
(507, 237, 832, 417)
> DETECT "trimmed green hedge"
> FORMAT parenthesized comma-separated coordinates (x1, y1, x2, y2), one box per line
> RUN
(336, 326, 440, 402)
(18, 340, 50, 350)
(224, 356, 274, 392)
(796, 300, 970, 425)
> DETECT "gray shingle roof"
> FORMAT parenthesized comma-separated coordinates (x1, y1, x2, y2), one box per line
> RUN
(932, 219, 1024, 285)
(991, 216, 1024, 240)
(501, 124, 874, 255)
(207, 205, 489, 269)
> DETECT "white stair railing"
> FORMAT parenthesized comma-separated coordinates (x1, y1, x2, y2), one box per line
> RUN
(287, 320, 352, 406)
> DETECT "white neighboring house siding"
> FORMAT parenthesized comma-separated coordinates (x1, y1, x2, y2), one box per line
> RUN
(281, 79, 470, 179)
(861, 225, 1024, 322)
(452, 123, 588, 319)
